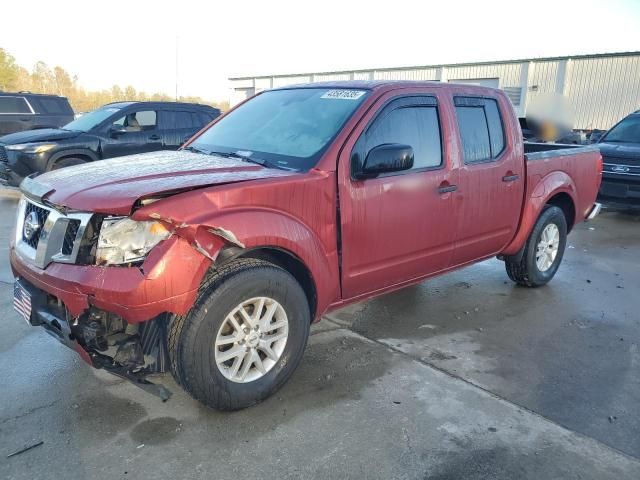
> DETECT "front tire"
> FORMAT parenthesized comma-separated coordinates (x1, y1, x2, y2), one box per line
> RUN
(49, 157, 87, 171)
(505, 206, 568, 287)
(168, 258, 310, 410)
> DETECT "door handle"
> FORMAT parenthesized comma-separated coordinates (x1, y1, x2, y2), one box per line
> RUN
(438, 184, 458, 194)
(149, 134, 161, 140)
(502, 174, 519, 182)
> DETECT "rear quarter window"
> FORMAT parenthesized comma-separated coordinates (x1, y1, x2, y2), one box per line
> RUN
(0, 96, 32, 114)
(37, 97, 73, 115)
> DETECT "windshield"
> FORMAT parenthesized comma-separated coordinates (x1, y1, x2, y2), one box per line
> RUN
(63, 106, 122, 132)
(603, 115, 640, 143)
(190, 88, 369, 170)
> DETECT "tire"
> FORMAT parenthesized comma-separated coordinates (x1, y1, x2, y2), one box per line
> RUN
(505, 205, 568, 287)
(49, 157, 86, 171)
(168, 258, 310, 410)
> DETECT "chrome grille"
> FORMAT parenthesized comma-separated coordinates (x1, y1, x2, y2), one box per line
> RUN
(62, 220, 81, 255)
(22, 202, 50, 249)
(0, 145, 8, 182)
(15, 197, 93, 269)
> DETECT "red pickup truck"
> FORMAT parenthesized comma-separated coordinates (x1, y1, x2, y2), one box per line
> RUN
(11, 81, 602, 410)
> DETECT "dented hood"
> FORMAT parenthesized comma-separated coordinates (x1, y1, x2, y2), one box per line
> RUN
(26, 150, 295, 214)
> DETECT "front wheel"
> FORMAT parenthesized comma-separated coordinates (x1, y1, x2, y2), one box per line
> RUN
(49, 157, 86, 171)
(168, 258, 310, 410)
(505, 206, 568, 287)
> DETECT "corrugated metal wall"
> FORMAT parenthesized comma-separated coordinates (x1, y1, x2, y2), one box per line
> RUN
(567, 56, 640, 129)
(230, 52, 640, 129)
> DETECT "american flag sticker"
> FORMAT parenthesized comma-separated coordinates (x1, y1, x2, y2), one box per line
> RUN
(13, 282, 32, 325)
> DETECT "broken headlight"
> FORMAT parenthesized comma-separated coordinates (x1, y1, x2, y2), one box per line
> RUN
(96, 217, 169, 266)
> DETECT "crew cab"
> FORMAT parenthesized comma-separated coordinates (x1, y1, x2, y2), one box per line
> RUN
(10, 81, 602, 410)
(0, 101, 220, 186)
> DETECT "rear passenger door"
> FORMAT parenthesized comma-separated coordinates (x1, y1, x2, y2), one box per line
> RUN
(159, 110, 206, 150)
(451, 96, 524, 266)
(339, 95, 458, 298)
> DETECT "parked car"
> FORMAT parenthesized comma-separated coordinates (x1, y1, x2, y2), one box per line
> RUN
(0, 92, 74, 136)
(10, 82, 602, 410)
(594, 110, 640, 205)
(0, 101, 220, 186)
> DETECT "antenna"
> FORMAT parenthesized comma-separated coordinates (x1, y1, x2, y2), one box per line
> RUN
(175, 36, 179, 101)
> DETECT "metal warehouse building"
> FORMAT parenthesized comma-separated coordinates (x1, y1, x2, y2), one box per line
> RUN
(229, 51, 640, 130)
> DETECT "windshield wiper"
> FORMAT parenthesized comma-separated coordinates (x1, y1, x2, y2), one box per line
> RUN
(183, 145, 210, 154)
(208, 150, 277, 169)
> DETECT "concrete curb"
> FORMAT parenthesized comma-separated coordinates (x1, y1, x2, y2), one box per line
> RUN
(0, 185, 21, 199)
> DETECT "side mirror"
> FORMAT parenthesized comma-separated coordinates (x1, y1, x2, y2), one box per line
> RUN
(109, 126, 127, 138)
(355, 143, 414, 179)
(589, 131, 604, 143)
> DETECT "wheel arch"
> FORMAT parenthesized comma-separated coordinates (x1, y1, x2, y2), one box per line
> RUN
(216, 246, 318, 321)
(545, 191, 576, 232)
(46, 149, 98, 170)
(502, 171, 578, 258)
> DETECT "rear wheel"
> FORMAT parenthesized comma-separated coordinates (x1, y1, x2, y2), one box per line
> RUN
(168, 258, 310, 410)
(505, 206, 568, 287)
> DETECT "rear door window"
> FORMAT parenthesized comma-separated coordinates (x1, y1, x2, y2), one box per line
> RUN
(175, 111, 194, 129)
(38, 97, 72, 115)
(454, 97, 505, 163)
(0, 96, 32, 114)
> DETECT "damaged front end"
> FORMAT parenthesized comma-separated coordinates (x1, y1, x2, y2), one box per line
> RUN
(10, 196, 240, 402)
(19, 276, 173, 400)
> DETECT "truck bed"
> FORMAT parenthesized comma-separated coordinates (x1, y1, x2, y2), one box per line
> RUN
(524, 143, 602, 224)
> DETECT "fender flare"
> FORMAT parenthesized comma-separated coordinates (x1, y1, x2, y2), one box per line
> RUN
(46, 148, 99, 170)
(134, 206, 340, 317)
(502, 171, 578, 257)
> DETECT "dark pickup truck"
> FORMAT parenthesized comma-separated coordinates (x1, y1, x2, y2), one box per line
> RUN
(0, 101, 220, 186)
(595, 110, 640, 205)
(10, 81, 602, 410)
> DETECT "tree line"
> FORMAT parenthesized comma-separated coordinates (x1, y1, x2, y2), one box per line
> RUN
(0, 48, 228, 113)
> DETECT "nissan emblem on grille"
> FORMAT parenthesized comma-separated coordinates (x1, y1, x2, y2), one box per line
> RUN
(23, 211, 41, 241)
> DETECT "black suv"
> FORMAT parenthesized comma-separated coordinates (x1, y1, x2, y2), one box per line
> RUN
(0, 101, 220, 186)
(596, 110, 640, 205)
(0, 92, 74, 136)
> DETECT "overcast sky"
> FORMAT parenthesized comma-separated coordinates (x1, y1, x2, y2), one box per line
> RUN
(1, 0, 639, 101)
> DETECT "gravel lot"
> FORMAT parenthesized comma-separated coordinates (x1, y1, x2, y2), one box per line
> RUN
(1, 195, 639, 479)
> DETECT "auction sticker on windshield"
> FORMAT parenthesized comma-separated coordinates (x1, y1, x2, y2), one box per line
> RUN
(321, 90, 366, 100)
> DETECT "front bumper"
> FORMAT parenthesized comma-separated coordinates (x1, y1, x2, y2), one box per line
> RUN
(599, 175, 640, 203)
(15, 277, 93, 365)
(0, 147, 45, 186)
(11, 234, 212, 323)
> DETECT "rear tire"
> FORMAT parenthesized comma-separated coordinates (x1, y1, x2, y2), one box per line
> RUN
(505, 206, 567, 287)
(168, 258, 310, 410)
(49, 157, 86, 171)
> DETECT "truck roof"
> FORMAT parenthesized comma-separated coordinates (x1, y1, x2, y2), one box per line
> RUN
(0, 91, 67, 98)
(272, 80, 504, 97)
(102, 100, 219, 110)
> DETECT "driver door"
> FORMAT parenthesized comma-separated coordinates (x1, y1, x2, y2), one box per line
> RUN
(101, 109, 163, 158)
(338, 94, 459, 299)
